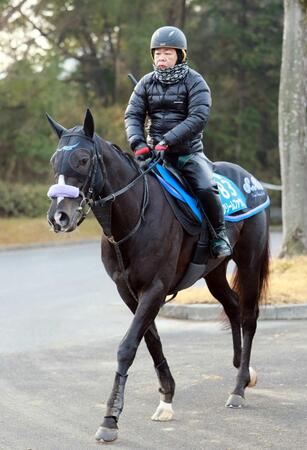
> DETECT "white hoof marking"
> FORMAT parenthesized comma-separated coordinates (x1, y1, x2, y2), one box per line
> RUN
(248, 366, 257, 388)
(151, 400, 174, 421)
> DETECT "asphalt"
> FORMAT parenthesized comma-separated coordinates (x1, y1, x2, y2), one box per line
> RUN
(1, 234, 307, 449)
(1, 319, 307, 450)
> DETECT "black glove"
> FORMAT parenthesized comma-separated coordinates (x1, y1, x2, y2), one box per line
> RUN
(134, 144, 152, 162)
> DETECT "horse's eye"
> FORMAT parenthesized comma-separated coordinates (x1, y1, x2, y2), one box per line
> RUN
(80, 157, 89, 166)
(69, 148, 91, 174)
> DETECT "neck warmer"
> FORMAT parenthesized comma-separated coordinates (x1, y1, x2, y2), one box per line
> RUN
(153, 62, 189, 85)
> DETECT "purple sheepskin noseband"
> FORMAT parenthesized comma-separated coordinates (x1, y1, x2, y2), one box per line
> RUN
(47, 184, 80, 199)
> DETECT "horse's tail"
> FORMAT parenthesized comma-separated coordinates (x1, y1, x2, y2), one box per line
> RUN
(257, 234, 270, 304)
(232, 212, 270, 306)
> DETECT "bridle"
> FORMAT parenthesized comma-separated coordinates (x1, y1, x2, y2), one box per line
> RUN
(48, 132, 160, 241)
(48, 132, 163, 303)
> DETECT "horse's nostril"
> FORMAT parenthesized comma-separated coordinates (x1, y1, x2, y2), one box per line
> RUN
(54, 223, 61, 232)
(54, 211, 70, 228)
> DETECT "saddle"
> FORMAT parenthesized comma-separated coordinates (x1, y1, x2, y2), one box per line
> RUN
(150, 160, 270, 296)
(151, 161, 270, 235)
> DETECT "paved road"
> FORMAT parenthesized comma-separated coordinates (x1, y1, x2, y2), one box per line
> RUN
(3, 230, 307, 450)
(0, 230, 282, 354)
(1, 320, 307, 450)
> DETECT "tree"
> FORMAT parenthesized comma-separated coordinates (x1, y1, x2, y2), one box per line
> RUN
(0, 0, 284, 185)
(279, 0, 307, 255)
(188, 0, 283, 180)
(0, 0, 187, 105)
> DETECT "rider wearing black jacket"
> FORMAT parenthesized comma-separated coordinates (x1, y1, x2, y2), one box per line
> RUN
(125, 26, 231, 258)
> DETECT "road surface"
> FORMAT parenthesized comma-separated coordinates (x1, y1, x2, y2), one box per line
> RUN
(3, 230, 307, 449)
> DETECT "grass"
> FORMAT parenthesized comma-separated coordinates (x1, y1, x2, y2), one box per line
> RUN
(0, 216, 101, 247)
(1, 217, 306, 304)
(174, 256, 307, 305)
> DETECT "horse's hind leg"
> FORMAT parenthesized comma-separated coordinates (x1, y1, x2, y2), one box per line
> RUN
(205, 261, 242, 369)
(226, 213, 269, 408)
(144, 323, 175, 421)
(225, 266, 259, 408)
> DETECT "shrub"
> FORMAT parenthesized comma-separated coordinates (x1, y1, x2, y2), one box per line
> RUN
(0, 182, 49, 217)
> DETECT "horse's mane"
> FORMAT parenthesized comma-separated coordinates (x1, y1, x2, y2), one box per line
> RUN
(62, 126, 139, 172)
(98, 136, 139, 171)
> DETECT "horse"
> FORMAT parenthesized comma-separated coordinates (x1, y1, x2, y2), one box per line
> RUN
(46, 109, 270, 443)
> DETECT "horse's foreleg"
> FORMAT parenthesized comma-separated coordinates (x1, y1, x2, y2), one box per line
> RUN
(95, 282, 165, 442)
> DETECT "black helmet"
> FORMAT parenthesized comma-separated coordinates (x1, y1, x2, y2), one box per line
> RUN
(150, 26, 187, 61)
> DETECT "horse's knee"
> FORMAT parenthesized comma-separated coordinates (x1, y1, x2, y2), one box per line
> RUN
(117, 342, 138, 369)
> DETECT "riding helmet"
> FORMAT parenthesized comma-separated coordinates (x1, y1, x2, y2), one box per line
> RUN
(150, 26, 187, 63)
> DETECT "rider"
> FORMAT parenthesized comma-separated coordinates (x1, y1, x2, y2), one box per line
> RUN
(125, 26, 231, 258)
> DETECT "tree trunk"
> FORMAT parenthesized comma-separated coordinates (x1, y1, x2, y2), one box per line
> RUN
(166, 0, 186, 29)
(235, 0, 248, 161)
(279, 0, 307, 256)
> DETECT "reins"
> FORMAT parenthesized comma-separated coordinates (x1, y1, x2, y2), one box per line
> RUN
(91, 166, 150, 246)
(90, 151, 161, 243)
(86, 141, 161, 303)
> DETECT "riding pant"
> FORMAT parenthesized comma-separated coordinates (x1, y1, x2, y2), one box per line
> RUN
(164, 152, 225, 232)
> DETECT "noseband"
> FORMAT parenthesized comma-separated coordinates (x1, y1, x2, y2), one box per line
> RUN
(47, 132, 105, 225)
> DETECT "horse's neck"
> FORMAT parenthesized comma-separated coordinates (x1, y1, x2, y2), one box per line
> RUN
(99, 140, 144, 239)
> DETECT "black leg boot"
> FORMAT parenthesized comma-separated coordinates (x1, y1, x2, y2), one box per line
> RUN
(197, 187, 232, 258)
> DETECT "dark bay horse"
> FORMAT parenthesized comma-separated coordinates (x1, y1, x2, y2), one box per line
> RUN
(47, 109, 269, 443)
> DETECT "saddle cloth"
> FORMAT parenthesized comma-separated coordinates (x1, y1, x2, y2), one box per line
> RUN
(151, 160, 270, 236)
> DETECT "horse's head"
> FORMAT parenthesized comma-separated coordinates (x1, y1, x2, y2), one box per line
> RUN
(47, 109, 104, 232)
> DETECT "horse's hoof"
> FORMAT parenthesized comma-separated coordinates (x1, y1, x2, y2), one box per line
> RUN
(95, 426, 118, 442)
(151, 400, 174, 421)
(247, 366, 257, 388)
(225, 394, 245, 408)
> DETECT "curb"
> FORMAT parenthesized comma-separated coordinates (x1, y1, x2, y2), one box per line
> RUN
(159, 303, 307, 321)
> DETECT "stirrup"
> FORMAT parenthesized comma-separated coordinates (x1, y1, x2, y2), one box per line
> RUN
(210, 231, 232, 258)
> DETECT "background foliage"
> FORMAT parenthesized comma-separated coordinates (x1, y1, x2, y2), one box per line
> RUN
(0, 0, 282, 216)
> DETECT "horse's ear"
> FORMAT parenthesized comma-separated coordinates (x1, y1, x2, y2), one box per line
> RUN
(83, 108, 94, 138)
(46, 113, 66, 138)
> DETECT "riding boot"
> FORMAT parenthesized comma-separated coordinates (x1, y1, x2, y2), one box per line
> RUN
(197, 187, 232, 258)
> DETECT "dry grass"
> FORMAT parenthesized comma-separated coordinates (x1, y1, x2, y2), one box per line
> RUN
(0, 216, 101, 247)
(173, 256, 307, 305)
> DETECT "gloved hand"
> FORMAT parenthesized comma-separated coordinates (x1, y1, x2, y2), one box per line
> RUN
(154, 140, 168, 161)
(154, 139, 168, 152)
(134, 144, 151, 162)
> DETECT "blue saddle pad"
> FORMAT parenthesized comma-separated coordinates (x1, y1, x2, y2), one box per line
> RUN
(154, 163, 270, 223)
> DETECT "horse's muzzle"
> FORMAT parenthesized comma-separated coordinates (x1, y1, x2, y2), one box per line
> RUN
(47, 198, 81, 233)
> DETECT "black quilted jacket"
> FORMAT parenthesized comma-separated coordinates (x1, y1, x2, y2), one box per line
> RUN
(124, 68, 212, 155)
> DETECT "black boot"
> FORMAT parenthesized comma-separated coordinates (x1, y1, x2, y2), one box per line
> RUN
(197, 187, 232, 259)
(210, 226, 232, 258)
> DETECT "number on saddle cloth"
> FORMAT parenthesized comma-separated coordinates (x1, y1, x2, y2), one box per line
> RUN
(153, 164, 270, 223)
